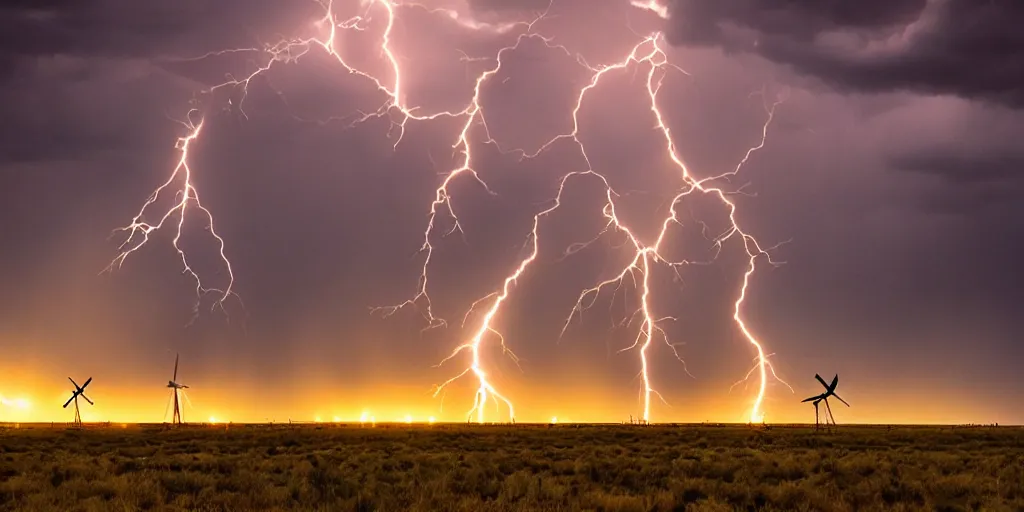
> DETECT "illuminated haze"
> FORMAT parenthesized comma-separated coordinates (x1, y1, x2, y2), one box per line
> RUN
(1, 0, 1022, 425)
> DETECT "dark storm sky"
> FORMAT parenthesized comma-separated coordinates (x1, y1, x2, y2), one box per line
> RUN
(1, 0, 1022, 424)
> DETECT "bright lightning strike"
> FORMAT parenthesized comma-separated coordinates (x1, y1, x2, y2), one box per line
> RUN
(105, 115, 237, 324)
(499, 32, 792, 424)
(111, 0, 792, 424)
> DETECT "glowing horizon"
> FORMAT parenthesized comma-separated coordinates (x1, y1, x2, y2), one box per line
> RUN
(0, 375, 1012, 426)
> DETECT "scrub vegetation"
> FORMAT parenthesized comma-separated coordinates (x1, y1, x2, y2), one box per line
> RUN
(0, 423, 1022, 511)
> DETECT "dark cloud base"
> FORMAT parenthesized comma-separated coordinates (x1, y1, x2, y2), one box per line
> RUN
(664, 0, 1024, 108)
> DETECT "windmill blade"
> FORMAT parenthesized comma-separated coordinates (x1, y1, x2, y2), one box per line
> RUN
(63, 395, 75, 408)
(173, 353, 179, 382)
(69, 377, 80, 389)
(823, 397, 835, 423)
(801, 394, 823, 403)
(833, 393, 850, 407)
(814, 374, 829, 390)
(180, 389, 194, 410)
(828, 375, 839, 394)
(163, 390, 173, 421)
(80, 393, 94, 406)
(180, 384, 189, 389)
(81, 377, 92, 390)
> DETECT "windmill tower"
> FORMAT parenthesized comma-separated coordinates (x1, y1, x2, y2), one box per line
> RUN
(63, 377, 94, 426)
(801, 373, 850, 430)
(167, 354, 189, 425)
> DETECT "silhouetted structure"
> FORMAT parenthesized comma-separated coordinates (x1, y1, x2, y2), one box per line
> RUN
(167, 353, 189, 425)
(801, 374, 849, 430)
(63, 377, 94, 426)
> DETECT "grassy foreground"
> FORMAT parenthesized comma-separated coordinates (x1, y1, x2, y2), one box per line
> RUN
(0, 423, 1022, 511)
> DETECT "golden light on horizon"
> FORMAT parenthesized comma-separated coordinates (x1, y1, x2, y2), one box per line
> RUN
(0, 369, 1010, 426)
(315, 416, 322, 423)
(428, 416, 436, 424)
(404, 414, 412, 424)
(0, 397, 31, 410)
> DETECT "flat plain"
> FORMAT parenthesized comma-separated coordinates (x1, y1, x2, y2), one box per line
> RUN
(0, 423, 1022, 511)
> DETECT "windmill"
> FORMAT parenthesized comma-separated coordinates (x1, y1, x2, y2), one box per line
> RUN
(63, 377, 93, 426)
(801, 374, 849, 430)
(167, 353, 189, 425)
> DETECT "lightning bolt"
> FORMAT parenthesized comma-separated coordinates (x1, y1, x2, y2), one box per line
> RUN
(110, 0, 791, 424)
(104, 114, 238, 324)
(559, 36, 790, 423)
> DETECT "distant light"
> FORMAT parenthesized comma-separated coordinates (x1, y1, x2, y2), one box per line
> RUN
(333, 416, 341, 423)
(404, 414, 412, 424)
(360, 412, 369, 424)
(315, 416, 322, 423)
(428, 416, 436, 424)
(551, 416, 558, 424)
(209, 416, 218, 424)
(0, 397, 31, 410)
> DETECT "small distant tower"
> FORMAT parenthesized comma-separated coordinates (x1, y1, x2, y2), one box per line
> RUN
(63, 377, 94, 426)
(801, 374, 850, 430)
(167, 354, 190, 425)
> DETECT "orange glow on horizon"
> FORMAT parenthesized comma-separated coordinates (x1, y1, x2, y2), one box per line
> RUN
(0, 373, 1015, 426)
(0, 408, 1010, 425)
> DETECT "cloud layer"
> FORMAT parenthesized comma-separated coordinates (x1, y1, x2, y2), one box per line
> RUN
(664, 0, 1024, 107)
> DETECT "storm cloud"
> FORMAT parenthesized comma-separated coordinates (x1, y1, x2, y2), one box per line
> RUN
(664, 0, 1024, 107)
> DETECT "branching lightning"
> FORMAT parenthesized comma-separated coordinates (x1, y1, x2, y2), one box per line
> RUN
(105, 115, 238, 323)
(110, 0, 791, 424)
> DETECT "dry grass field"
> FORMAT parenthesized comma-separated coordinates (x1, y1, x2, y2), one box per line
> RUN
(0, 423, 1022, 511)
